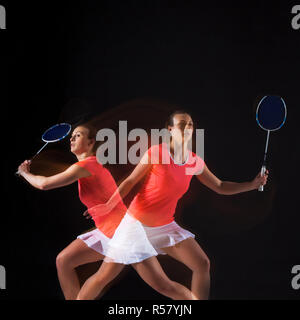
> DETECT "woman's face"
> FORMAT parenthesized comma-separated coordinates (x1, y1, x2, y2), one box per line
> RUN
(168, 113, 194, 144)
(70, 126, 94, 155)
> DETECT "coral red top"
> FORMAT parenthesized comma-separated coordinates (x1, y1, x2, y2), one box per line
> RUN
(75, 156, 127, 238)
(128, 143, 205, 227)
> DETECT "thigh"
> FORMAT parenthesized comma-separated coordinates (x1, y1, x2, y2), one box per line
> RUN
(93, 261, 125, 280)
(59, 238, 104, 268)
(161, 238, 209, 271)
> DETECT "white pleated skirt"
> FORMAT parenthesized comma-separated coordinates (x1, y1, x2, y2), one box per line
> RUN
(103, 212, 195, 264)
(77, 228, 111, 256)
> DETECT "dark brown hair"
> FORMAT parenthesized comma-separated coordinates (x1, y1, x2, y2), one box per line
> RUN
(165, 109, 193, 128)
(75, 122, 101, 154)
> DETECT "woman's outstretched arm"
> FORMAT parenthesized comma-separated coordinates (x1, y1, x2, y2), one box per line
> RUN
(196, 163, 269, 195)
(18, 160, 91, 190)
(86, 151, 152, 217)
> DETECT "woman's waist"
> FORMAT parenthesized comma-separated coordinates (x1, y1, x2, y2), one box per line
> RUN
(127, 209, 175, 227)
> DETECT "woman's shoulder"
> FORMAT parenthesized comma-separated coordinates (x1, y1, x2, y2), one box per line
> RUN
(186, 152, 205, 174)
(75, 156, 103, 172)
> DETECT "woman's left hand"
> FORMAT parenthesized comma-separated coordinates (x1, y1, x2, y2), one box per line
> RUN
(18, 160, 31, 175)
(252, 169, 269, 189)
(83, 203, 111, 219)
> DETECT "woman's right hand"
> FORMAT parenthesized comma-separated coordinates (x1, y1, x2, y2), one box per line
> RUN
(18, 160, 31, 175)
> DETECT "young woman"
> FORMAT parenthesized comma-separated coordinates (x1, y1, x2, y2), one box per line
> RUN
(18, 122, 194, 301)
(17, 123, 128, 300)
(77, 110, 269, 300)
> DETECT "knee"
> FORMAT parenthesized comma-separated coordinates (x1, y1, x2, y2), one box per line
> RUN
(56, 251, 73, 270)
(193, 257, 210, 273)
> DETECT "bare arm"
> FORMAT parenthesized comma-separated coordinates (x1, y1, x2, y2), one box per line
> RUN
(18, 160, 91, 190)
(105, 151, 152, 211)
(196, 163, 269, 195)
(84, 152, 152, 219)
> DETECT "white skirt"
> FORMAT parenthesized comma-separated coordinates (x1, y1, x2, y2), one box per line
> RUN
(104, 212, 195, 265)
(77, 228, 111, 256)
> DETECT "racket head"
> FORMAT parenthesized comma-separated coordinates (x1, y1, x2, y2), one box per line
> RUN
(256, 95, 287, 131)
(42, 123, 71, 143)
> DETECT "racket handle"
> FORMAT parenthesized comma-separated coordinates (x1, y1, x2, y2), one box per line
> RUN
(258, 165, 266, 192)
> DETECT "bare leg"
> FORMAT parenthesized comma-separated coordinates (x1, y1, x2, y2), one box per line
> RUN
(132, 256, 196, 300)
(77, 256, 195, 300)
(162, 238, 210, 300)
(56, 239, 104, 300)
(76, 261, 124, 300)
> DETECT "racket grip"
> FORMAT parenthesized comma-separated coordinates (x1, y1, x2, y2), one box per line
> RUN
(258, 165, 266, 192)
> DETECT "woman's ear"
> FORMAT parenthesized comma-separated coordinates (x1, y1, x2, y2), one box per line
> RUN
(88, 138, 95, 147)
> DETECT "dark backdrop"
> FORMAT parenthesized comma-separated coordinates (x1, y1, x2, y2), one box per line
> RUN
(1, 0, 299, 300)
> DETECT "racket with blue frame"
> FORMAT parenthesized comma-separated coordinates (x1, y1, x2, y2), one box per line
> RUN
(16, 123, 71, 175)
(256, 95, 287, 191)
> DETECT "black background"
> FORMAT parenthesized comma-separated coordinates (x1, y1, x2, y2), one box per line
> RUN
(1, 0, 299, 301)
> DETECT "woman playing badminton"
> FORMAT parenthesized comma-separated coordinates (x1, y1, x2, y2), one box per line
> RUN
(17, 123, 129, 299)
(18, 123, 195, 300)
(77, 110, 269, 300)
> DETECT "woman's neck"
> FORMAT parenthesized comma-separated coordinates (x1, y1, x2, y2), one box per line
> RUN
(76, 152, 95, 161)
(169, 140, 189, 164)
